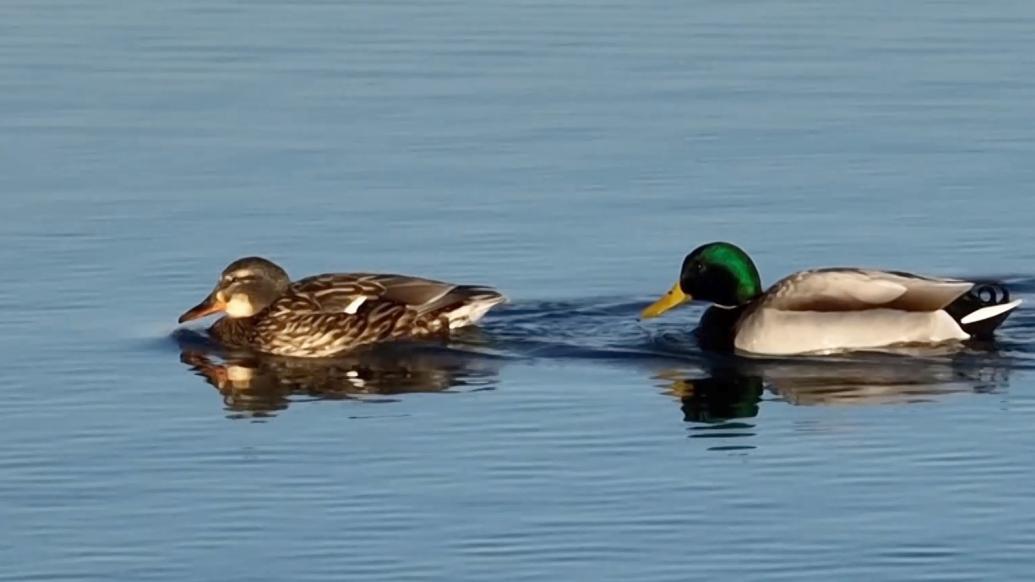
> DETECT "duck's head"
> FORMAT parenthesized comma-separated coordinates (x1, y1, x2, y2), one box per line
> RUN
(641, 242, 762, 319)
(178, 257, 291, 323)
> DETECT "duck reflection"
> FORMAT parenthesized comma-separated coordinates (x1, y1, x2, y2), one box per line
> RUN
(657, 346, 1012, 424)
(662, 369, 765, 423)
(175, 330, 504, 418)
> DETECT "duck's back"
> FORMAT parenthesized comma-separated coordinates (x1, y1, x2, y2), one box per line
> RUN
(233, 272, 506, 357)
(757, 268, 974, 312)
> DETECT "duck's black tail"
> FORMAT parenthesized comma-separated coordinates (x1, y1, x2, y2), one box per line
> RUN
(943, 283, 1022, 338)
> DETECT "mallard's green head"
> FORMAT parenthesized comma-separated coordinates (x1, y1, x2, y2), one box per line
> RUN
(178, 257, 291, 323)
(641, 242, 762, 318)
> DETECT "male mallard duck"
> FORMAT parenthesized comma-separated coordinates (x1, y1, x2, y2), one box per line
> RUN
(178, 257, 506, 357)
(641, 242, 1021, 356)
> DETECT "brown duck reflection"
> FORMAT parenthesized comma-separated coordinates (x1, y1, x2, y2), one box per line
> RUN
(658, 349, 1012, 424)
(179, 340, 504, 418)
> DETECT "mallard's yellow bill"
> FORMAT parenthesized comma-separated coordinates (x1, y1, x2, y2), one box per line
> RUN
(640, 283, 690, 319)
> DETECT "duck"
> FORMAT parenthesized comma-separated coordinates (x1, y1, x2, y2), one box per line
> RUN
(178, 257, 506, 357)
(640, 242, 1021, 356)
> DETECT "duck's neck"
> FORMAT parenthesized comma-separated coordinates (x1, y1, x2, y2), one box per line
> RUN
(735, 282, 762, 305)
(698, 304, 748, 351)
(209, 316, 258, 347)
(705, 269, 762, 307)
(728, 264, 762, 305)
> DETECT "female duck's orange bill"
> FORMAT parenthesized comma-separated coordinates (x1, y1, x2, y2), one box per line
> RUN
(178, 293, 227, 323)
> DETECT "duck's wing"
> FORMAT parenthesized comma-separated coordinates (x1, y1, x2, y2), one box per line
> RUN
(735, 269, 1020, 356)
(288, 273, 504, 317)
(759, 268, 974, 312)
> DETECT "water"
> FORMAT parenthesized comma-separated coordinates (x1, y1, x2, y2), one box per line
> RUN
(4, 0, 1035, 579)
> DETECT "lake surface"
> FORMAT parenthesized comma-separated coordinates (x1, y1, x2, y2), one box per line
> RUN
(4, 0, 1035, 580)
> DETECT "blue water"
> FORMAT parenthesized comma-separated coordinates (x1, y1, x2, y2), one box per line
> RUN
(5, 0, 1035, 580)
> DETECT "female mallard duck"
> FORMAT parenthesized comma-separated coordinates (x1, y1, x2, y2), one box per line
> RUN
(178, 257, 506, 357)
(641, 242, 1021, 356)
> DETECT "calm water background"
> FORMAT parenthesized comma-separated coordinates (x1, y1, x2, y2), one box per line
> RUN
(4, 0, 1035, 580)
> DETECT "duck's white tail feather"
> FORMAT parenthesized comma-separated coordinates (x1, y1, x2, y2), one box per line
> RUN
(445, 292, 507, 329)
(961, 299, 1022, 325)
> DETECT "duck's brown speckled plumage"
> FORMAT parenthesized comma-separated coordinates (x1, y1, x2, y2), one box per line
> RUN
(182, 260, 506, 358)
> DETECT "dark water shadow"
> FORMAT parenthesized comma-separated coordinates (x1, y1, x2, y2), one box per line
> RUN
(173, 329, 505, 420)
